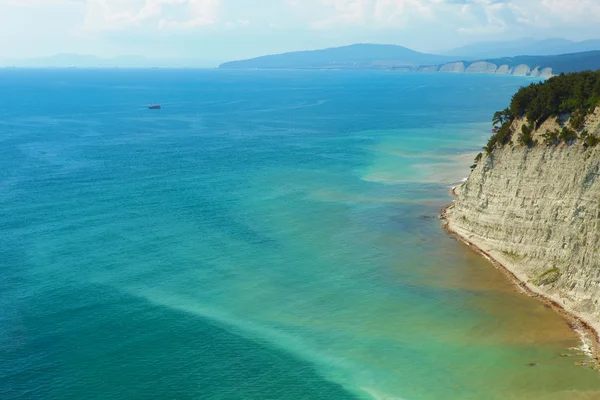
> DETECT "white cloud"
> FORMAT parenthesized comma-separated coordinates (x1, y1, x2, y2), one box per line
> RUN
(373, 0, 433, 24)
(4, 0, 600, 35)
(310, 0, 370, 28)
(286, 0, 600, 38)
(0, 0, 80, 4)
(1, 0, 600, 59)
(288, 0, 435, 29)
(83, 0, 220, 31)
(541, 0, 600, 22)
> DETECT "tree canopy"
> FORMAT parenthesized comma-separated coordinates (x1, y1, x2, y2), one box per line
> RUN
(510, 71, 600, 124)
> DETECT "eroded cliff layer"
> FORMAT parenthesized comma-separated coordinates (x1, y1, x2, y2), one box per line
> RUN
(445, 135, 600, 336)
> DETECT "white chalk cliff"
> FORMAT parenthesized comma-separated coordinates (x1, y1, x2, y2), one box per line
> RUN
(465, 61, 498, 74)
(444, 110, 600, 337)
(439, 62, 466, 73)
(434, 61, 553, 78)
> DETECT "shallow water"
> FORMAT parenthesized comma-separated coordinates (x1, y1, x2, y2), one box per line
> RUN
(1, 69, 599, 400)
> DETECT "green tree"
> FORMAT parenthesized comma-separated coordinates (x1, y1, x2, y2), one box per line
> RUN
(492, 108, 513, 127)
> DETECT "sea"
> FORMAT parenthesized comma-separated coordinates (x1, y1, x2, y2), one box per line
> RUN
(1, 69, 600, 400)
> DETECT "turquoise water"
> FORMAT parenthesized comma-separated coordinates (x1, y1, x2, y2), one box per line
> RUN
(2, 69, 600, 400)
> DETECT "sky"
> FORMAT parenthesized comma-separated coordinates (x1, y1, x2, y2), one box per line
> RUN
(1, 0, 600, 65)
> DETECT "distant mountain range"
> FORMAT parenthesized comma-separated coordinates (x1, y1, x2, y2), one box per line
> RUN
(0, 54, 212, 68)
(6, 38, 600, 72)
(219, 44, 455, 69)
(444, 38, 600, 59)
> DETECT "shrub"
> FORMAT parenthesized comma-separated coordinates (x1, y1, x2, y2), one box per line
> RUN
(543, 129, 560, 145)
(581, 130, 600, 147)
(534, 267, 561, 286)
(570, 111, 586, 130)
(587, 136, 600, 147)
(518, 124, 535, 147)
(559, 126, 577, 143)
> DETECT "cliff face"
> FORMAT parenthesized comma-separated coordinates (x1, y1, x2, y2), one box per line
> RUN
(434, 61, 553, 77)
(417, 52, 580, 77)
(495, 65, 511, 74)
(439, 62, 465, 73)
(512, 64, 531, 76)
(465, 61, 497, 74)
(445, 121, 600, 334)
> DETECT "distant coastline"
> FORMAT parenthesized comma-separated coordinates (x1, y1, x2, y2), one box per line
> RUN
(219, 44, 600, 77)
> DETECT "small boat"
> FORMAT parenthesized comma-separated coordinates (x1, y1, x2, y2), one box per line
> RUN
(148, 105, 161, 110)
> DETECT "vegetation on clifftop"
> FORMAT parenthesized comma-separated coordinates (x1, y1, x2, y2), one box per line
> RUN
(511, 71, 600, 122)
(483, 71, 600, 155)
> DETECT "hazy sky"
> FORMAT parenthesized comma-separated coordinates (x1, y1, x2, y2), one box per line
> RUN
(2, 0, 600, 64)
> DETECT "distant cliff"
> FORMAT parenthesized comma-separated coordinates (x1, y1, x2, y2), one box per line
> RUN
(409, 61, 553, 78)
(444, 72, 600, 344)
(444, 38, 600, 59)
(399, 52, 600, 77)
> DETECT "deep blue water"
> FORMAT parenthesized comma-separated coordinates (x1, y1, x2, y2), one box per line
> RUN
(2, 69, 599, 400)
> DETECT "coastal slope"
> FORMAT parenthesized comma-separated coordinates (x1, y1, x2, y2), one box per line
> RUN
(445, 145, 600, 336)
(444, 73, 600, 344)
